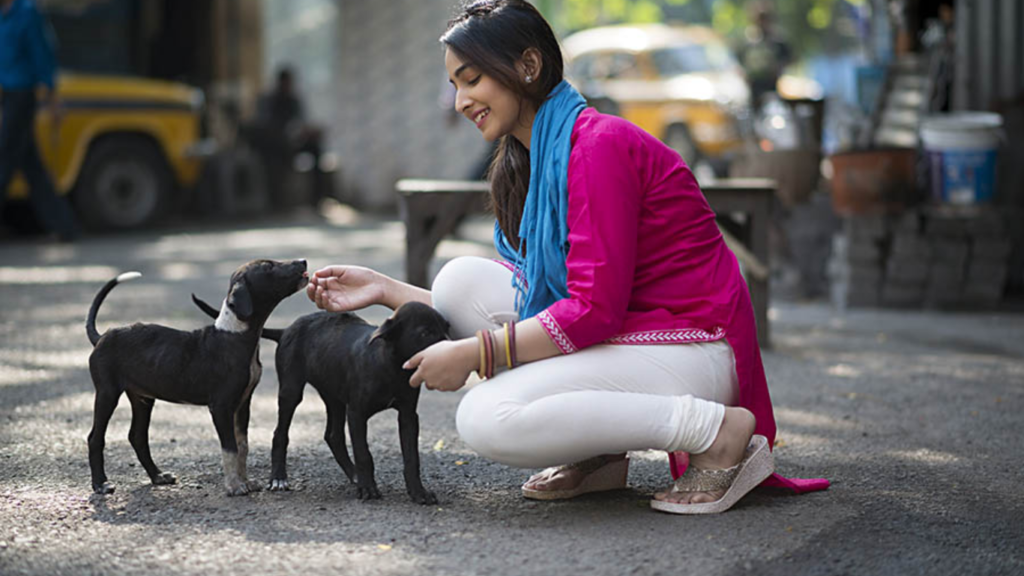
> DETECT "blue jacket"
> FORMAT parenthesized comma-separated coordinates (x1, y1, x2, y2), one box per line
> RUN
(0, 0, 56, 90)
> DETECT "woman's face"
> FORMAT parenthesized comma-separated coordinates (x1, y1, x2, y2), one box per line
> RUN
(445, 49, 535, 147)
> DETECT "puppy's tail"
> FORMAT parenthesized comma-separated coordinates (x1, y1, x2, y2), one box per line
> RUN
(87, 272, 141, 346)
(261, 328, 283, 342)
(191, 293, 221, 320)
(191, 293, 284, 342)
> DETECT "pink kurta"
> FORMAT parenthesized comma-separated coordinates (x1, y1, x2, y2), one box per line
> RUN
(529, 109, 827, 493)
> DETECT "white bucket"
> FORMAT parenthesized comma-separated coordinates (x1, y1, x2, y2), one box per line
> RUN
(920, 112, 1002, 205)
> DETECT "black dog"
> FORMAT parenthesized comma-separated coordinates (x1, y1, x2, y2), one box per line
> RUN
(193, 297, 449, 504)
(86, 259, 309, 496)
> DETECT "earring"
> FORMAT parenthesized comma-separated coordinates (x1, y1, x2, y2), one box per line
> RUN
(524, 74, 533, 83)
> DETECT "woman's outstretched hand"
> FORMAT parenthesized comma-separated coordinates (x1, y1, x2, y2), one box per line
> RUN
(404, 338, 479, 392)
(307, 265, 386, 312)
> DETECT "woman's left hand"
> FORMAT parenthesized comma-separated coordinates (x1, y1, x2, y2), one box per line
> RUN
(404, 338, 479, 392)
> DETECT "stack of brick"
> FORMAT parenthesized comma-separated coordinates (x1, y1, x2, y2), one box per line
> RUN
(831, 206, 1013, 310)
(923, 210, 970, 307)
(961, 210, 1012, 307)
(883, 213, 930, 306)
(842, 215, 886, 307)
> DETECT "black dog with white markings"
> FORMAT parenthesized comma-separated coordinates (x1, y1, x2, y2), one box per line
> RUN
(192, 296, 449, 504)
(86, 259, 309, 496)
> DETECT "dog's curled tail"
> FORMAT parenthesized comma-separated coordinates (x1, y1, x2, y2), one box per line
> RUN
(87, 272, 141, 346)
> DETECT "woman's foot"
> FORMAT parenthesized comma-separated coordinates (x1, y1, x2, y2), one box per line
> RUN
(653, 406, 756, 505)
(522, 453, 628, 500)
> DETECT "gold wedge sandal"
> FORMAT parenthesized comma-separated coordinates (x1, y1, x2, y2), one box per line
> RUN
(650, 435, 774, 514)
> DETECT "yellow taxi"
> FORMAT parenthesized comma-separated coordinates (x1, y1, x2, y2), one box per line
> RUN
(563, 24, 750, 168)
(3, 72, 207, 230)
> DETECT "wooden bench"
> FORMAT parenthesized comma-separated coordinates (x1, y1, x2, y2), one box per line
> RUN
(396, 177, 775, 347)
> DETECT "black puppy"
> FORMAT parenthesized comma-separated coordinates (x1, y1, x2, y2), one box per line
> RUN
(86, 259, 309, 496)
(193, 297, 449, 504)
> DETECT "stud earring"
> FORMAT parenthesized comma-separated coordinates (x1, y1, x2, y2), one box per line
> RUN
(524, 74, 533, 83)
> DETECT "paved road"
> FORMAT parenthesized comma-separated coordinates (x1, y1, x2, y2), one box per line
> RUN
(1, 208, 1022, 575)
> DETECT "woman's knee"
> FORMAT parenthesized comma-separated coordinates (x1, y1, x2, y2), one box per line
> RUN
(432, 256, 513, 338)
(432, 258, 486, 332)
(455, 386, 526, 465)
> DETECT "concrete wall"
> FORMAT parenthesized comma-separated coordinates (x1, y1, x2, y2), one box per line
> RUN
(262, 0, 488, 210)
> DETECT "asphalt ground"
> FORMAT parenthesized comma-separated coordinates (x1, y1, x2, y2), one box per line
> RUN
(1, 205, 1022, 576)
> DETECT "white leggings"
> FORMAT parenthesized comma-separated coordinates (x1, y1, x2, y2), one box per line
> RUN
(432, 257, 739, 469)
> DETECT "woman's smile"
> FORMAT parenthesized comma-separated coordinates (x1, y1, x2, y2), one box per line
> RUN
(472, 107, 491, 129)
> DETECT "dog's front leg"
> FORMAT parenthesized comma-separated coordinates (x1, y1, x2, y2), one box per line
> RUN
(346, 409, 380, 500)
(234, 396, 261, 493)
(210, 403, 249, 496)
(397, 406, 437, 505)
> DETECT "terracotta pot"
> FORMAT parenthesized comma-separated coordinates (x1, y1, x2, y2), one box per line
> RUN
(827, 148, 917, 215)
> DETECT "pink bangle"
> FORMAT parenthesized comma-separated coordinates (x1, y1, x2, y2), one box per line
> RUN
(482, 328, 494, 379)
(508, 321, 518, 368)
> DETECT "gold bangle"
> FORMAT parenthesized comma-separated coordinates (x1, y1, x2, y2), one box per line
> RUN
(503, 323, 512, 369)
(476, 330, 486, 377)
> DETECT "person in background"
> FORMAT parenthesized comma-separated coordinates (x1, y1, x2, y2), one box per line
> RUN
(251, 65, 328, 209)
(0, 0, 80, 241)
(737, 1, 793, 107)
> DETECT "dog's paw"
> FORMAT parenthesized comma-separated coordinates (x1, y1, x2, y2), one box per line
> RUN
(409, 489, 438, 505)
(357, 485, 381, 500)
(224, 480, 251, 496)
(269, 478, 290, 491)
(92, 482, 115, 495)
(151, 472, 177, 486)
(244, 480, 263, 493)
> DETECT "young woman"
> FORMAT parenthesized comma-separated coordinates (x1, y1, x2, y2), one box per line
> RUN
(308, 0, 825, 514)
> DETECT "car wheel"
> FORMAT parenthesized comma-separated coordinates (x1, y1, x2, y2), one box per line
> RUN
(665, 124, 699, 166)
(75, 137, 172, 231)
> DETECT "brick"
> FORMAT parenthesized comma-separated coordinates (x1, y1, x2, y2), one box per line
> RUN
(964, 212, 1007, 238)
(881, 281, 925, 306)
(886, 258, 929, 283)
(971, 239, 1012, 263)
(893, 211, 923, 234)
(966, 261, 1009, 288)
(849, 264, 883, 285)
(923, 288, 963, 309)
(962, 283, 1003, 308)
(930, 239, 969, 267)
(890, 234, 931, 259)
(845, 282, 880, 307)
(845, 215, 887, 240)
(847, 241, 884, 264)
(928, 263, 965, 286)
(925, 282, 962, 298)
(925, 217, 969, 238)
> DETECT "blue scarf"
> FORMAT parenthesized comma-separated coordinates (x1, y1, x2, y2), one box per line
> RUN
(494, 80, 587, 319)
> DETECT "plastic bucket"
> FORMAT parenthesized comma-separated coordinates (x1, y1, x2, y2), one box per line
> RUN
(920, 112, 1002, 205)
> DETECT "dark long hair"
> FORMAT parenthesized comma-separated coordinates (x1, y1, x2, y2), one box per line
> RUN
(440, 0, 563, 252)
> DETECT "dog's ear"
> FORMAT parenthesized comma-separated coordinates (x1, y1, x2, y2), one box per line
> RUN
(227, 282, 253, 320)
(368, 317, 397, 344)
